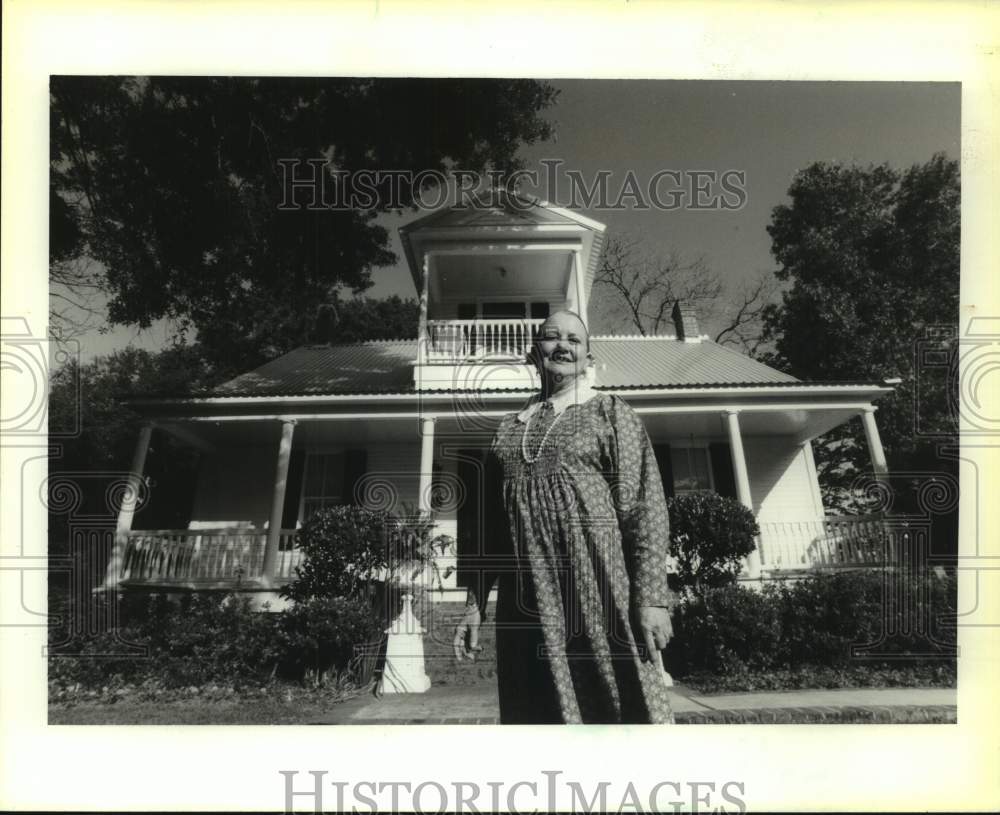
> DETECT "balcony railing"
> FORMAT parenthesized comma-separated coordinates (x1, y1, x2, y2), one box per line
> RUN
(119, 529, 301, 587)
(424, 318, 544, 362)
(757, 515, 892, 571)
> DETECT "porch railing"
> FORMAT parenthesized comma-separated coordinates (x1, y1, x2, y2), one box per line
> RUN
(119, 529, 301, 586)
(424, 318, 544, 361)
(757, 515, 892, 571)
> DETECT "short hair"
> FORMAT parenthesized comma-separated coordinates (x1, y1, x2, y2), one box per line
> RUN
(536, 309, 591, 351)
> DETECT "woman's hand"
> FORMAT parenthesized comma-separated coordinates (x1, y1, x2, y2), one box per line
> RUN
(636, 606, 673, 663)
(453, 604, 483, 662)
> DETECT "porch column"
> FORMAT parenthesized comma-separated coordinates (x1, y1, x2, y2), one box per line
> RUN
(417, 253, 431, 366)
(262, 418, 296, 587)
(723, 410, 761, 578)
(417, 417, 437, 515)
(104, 422, 154, 589)
(860, 406, 889, 479)
(572, 248, 588, 328)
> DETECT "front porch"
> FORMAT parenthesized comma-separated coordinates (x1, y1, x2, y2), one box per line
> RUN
(117, 528, 301, 589)
(112, 514, 898, 591)
(107, 389, 896, 596)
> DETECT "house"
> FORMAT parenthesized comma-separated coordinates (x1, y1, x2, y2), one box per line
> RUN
(107, 194, 896, 606)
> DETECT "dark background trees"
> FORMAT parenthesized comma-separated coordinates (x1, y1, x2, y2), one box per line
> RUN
(760, 153, 959, 530)
(591, 153, 959, 535)
(48, 76, 559, 555)
(50, 76, 558, 371)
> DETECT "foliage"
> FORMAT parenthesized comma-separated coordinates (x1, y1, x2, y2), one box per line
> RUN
(49, 590, 382, 693)
(310, 295, 420, 343)
(49, 593, 284, 690)
(276, 596, 383, 686)
(666, 492, 759, 593)
(47, 346, 220, 557)
(679, 662, 956, 695)
(761, 153, 960, 509)
(665, 570, 957, 679)
(50, 76, 558, 367)
(282, 504, 453, 603)
(284, 506, 394, 602)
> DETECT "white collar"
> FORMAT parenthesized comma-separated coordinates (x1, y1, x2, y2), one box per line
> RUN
(515, 381, 599, 423)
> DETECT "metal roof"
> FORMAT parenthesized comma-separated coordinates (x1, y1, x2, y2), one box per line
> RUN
(210, 336, 800, 398)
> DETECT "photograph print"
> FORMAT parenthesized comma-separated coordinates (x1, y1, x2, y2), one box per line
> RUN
(46, 77, 960, 731)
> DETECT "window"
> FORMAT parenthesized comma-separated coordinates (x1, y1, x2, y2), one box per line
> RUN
(671, 447, 713, 494)
(300, 452, 345, 519)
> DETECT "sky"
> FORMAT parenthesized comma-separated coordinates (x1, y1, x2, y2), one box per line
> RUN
(67, 79, 960, 362)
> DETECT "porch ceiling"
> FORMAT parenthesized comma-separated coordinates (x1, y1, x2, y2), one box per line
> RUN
(157, 416, 428, 449)
(429, 251, 571, 303)
(158, 404, 863, 452)
(640, 406, 863, 443)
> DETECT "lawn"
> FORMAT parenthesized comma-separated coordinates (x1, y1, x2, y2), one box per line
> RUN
(49, 692, 367, 725)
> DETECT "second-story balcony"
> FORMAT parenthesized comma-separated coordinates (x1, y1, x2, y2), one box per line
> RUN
(423, 318, 545, 363)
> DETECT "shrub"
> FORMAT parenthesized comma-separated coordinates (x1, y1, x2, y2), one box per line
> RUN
(665, 569, 958, 679)
(277, 596, 383, 685)
(48, 590, 386, 693)
(667, 583, 782, 675)
(49, 592, 284, 690)
(285, 506, 397, 602)
(666, 492, 759, 593)
(283, 504, 453, 603)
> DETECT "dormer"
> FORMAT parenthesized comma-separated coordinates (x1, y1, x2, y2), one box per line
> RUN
(400, 192, 606, 390)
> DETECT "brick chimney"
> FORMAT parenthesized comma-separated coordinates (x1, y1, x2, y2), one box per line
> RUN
(671, 300, 701, 343)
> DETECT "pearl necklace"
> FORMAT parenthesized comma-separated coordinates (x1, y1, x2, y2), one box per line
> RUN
(521, 402, 562, 465)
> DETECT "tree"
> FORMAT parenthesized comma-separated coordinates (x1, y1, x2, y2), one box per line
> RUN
(761, 153, 960, 515)
(592, 234, 779, 354)
(47, 345, 224, 552)
(310, 295, 420, 344)
(592, 234, 721, 336)
(50, 77, 558, 368)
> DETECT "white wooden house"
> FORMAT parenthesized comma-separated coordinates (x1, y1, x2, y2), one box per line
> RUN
(108, 194, 895, 605)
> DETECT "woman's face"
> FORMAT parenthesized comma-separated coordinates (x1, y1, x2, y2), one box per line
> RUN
(534, 312, 591, 385)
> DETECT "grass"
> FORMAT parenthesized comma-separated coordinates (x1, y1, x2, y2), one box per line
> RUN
(49, 692, 369, 725)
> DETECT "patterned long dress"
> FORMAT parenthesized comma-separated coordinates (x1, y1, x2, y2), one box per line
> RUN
(478, 391, 674, 724)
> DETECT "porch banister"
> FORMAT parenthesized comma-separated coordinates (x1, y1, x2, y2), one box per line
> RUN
(860, 406, 889, 478)
(723, 410, 761, 578)
(104, 422, 155, 589)
(418, 417, 437, 515)
(262, 418, 297, 586)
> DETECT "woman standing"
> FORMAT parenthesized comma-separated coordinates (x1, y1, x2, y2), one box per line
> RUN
(455, 310, 674, 724)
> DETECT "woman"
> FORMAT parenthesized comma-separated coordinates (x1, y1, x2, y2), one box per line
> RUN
(454, 310, 674, 724)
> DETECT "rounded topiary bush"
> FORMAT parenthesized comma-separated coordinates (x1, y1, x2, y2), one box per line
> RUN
(283, 505, 396, 603)
(666, 491, 759, 593)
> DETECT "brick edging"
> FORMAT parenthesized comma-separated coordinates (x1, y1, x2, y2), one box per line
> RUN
(343, 705, 956, 725)
(674, 704, 957, 724)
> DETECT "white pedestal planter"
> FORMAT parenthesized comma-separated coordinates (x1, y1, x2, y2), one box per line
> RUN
(377, 594, 431, 694)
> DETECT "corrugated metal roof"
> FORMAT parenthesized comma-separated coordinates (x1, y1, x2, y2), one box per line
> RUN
(590, 336, 798, 387)
(211, 336, 799, 397)
(214, 342, 417, 396)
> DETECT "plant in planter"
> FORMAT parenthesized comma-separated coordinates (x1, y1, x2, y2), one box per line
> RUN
(387, 502, 456, 593)
(666, 491, 759, 595)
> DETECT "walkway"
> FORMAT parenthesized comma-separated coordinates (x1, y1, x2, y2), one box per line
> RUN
(313, 683, 956, 725)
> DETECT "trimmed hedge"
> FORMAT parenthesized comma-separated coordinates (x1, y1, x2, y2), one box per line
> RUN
(666, 492, 759, 592)
(48, 591, 380, 693)
(666, 569, 957, 679)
